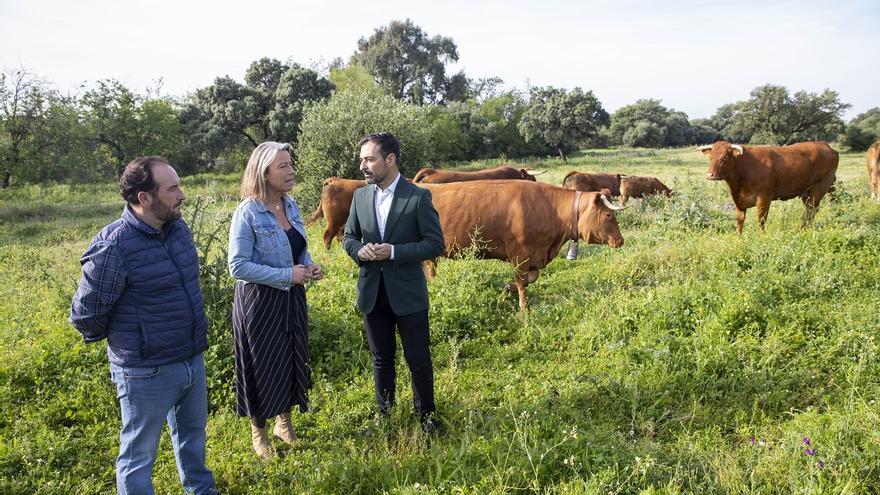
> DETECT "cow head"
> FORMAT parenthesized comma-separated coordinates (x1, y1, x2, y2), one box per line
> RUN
(579, 191, 625, 248)
(520, 168, 546, 181)
(700, 141, 743, 180)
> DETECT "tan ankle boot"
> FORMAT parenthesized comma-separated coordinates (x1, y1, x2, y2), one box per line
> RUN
(251, 423, 275, 459)
(273, 413, 296, 444)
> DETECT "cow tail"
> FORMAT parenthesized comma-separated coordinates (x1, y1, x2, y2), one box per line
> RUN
(305, 178, 332, 225)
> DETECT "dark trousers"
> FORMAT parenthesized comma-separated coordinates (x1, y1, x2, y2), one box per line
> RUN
(364, 276, 435, 419)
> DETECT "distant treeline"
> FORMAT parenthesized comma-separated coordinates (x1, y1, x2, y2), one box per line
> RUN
(2, 19, 878, 189)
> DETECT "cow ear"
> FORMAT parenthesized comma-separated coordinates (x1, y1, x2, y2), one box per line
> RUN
(700, 148, 713, 156)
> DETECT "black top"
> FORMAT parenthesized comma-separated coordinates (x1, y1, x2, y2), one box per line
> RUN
(285, 227, 306, 262)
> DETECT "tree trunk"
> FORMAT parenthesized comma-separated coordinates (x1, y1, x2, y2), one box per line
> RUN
(2, 170, 10, 189)
(557, 146, 567, 163)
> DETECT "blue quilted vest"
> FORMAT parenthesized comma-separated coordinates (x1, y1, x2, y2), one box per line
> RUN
(100, 207, 208, 367)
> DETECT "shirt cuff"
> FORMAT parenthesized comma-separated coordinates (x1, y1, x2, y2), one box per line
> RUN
(390, 245, 395, 260)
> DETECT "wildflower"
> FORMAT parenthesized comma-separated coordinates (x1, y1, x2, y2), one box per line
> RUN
(750, 436, 756, 445)
(818, 460, 826, 469)
(802, 437, 811, 446)
(805, 448, 816, 456)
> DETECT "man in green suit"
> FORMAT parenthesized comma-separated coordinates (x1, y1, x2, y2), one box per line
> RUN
(343, 132, 445, 433)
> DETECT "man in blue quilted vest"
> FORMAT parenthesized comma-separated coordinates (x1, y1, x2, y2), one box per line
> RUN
(70, 156, 217, 495)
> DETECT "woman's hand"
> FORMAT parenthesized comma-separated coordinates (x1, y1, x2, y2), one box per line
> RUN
(291, 264, 310, 285)
(307, 263, 324, 281)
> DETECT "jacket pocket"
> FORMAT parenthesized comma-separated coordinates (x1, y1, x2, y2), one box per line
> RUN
(254, 224, 279, 254)
(139, 323, 151, 359)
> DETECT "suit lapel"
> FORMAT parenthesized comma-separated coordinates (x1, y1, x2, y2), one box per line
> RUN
(383, 179, 413, 242)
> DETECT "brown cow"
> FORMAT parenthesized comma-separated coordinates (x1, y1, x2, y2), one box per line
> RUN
(561, 171, 622, 196)
(306, 177, 366, 248)
(619, 176, 673, 205)
(868, 140, 880, 200)
(412, 165, 542, 183)
(699, 141, 839, 233)
(421, 180, 625, 309)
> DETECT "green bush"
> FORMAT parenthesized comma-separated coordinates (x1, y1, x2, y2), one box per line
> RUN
(294, 89, 436, 212)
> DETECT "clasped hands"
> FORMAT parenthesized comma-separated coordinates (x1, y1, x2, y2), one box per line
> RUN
(291, 263, 323, 285)
(357, 242, 392, 262)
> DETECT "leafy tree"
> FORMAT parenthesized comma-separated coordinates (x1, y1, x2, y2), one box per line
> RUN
(182, 59, 332, 163)
(0, 68, 52, 187)
(351, 19, 459, 105)
(269, 65, 334, 145)
(328, 64, 383, 95)
(841, 108, 880, 151)
(608, 99, 709, 147)
(708, 84, 850, 145)
(81, 80, 185, 176)
(294, 89, 435, 211)
(518, 86, 609, 162)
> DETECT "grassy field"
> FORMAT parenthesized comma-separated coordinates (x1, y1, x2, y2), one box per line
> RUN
(2, 147, 879, 494)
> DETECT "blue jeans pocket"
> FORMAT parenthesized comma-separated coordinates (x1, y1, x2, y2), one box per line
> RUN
(122, 366, 160, 379)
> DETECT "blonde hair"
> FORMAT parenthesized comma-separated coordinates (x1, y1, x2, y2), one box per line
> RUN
(240, 142, 292, 202)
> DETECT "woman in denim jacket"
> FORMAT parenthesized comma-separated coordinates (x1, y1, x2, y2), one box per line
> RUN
(228, 142, 323, 459)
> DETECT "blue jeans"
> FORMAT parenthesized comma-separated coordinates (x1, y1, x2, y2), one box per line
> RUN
(110, 353, 217, 495)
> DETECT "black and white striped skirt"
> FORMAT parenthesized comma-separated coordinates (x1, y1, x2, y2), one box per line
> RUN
(232, 281, 312, 419)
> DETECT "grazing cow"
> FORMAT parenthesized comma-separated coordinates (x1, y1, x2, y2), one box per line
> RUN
(619, 176, 673, 205)
(868, 140, 880, 200)
(699, 141, 839, 233)
(413, 165, 543, 183)
(306, 177, 366, 248)
(562, 171, 622, 196)
(421, 180, 625, 309)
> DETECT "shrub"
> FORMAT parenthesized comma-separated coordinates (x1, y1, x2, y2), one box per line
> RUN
(294, 89, 436, 212)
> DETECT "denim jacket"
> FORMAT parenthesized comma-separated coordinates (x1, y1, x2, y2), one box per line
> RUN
(228, 196, 314, 291)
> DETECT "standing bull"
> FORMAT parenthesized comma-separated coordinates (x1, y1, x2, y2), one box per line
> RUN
(699, 141, 839, 233)
(562, 171, 622, 196)
(413, 165, 543, 183)
(619, 176, 673, 205)
(421, 180, 625, 309)
(868, 140, 880, 200)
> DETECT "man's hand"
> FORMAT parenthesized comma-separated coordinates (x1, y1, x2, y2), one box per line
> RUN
(357, 243, 377, 261)
(357, 243, 392, 261)
(371, 243, 393, 260)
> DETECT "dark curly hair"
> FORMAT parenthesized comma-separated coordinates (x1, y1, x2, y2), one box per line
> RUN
(119, 156, 170, 205)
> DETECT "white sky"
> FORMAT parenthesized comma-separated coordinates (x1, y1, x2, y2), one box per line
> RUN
(1, 0, 876, 120)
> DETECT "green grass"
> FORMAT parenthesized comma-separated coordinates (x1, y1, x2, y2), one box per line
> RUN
(2, 147, 879, 493)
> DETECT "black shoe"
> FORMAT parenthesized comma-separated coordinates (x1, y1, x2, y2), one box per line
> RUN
(420, 416, 444, 436)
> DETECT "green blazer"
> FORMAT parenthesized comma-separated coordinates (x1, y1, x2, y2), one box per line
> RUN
(343, 177, 445, 315)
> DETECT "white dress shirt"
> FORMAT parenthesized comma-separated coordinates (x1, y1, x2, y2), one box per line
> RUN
(375, 172, 401, 259)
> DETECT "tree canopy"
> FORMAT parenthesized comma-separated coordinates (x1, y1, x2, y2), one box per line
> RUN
(707, 84, 849, 145)
(518, 86, 609, 162)
(350, 19, 461, 105)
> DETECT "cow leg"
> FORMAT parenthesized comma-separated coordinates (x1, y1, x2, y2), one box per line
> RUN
(423, 259, 437, 280)
(756, 198, 771, 232)
(322, 227, 335, 249)
(619, 193, 629, 206)
(735, 208, 747, 235)
(801, 191, 825, 228)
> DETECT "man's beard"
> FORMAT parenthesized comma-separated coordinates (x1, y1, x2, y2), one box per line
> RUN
(364, 172, 384, 185)
(151, 200, 181, 223)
